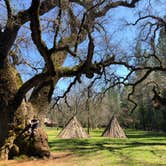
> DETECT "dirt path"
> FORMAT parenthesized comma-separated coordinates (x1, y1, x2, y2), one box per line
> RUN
(0, 152, 79, 166)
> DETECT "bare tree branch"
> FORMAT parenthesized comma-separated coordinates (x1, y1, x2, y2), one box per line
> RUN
(13, 72, 50, 110)
(93, 0, 140, 17)
(30, 0, 54, 74)
(131, 15, 166, 27)
(4, 0, 12, 20)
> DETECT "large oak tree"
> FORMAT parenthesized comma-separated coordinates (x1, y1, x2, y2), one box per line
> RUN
(0, 0, 165, 160)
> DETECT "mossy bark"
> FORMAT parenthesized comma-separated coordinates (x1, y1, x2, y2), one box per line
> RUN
(0, 61, 50, 160)
(0, 51, 67, 159)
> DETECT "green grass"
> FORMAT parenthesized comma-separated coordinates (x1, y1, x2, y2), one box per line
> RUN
(46, 128, 166, 166)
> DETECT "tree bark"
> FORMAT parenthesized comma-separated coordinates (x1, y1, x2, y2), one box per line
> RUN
(0, 61, 50, 160)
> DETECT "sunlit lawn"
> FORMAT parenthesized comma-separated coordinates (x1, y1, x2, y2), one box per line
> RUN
(46, 128, 166, 166)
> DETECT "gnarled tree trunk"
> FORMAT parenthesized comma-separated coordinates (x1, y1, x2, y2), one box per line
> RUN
(0, 61, 50, 160)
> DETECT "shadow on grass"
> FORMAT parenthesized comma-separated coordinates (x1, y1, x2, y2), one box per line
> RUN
(49, 136, 166, 157)
(49, 139, 107, 155)
(126, 130, 166, 139)
(47, 129, 166, 165)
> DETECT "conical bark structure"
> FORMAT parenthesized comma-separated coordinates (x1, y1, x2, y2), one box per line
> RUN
(58, 116, 89, 139)
(102, 115, 127, 138)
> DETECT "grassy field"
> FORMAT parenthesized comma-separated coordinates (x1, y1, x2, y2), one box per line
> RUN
(47, 128, 166, 166)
